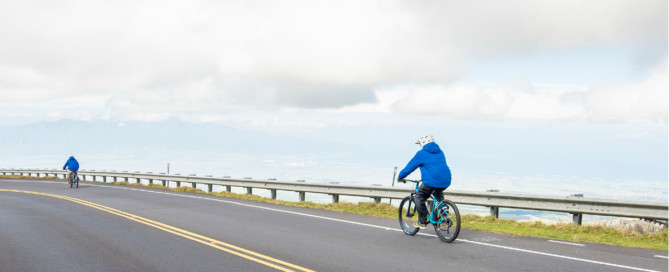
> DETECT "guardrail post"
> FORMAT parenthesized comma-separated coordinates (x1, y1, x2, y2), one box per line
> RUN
(490, 207, 500, 218)
(207, 184, 213, 192)
(226, 185, 231, 192)
(103, 176, 107, 183)
(162, 180, 166, 187)
(192, 182, 197, 189)
(487, 190, 500, 218)
(92, 175, 96, 182)
(332, 194, 339, 203)
(136, 178, 141, 184)
(82, 174, 86, 181)
(149, 179, 153, 185)
(176, 181, 181, 187)
(246, 187, 253, 195)
(271, 189, 277, 199)
(373, 197, 381, 203)
(570, 194, 584, 225)
(299, 192, 306, 202)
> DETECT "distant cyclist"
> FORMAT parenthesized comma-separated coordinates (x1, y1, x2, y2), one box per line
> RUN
(62, 156, 80, 182)
(397, 134, 452, 227)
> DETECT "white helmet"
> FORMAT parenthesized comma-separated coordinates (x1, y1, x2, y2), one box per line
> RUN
(415, 134, 435, 147)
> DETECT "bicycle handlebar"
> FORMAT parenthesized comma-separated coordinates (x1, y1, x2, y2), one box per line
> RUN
(398, 179, 420, 184)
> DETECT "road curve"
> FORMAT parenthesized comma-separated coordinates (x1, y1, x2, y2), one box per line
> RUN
(1, 178, 667, 272)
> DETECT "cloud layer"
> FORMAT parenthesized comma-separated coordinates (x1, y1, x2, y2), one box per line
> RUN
(384, 61, 667, 122)
(0, 0, 666, 124)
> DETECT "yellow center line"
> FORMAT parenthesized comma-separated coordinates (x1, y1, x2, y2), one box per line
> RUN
(0, 189, 316, 272)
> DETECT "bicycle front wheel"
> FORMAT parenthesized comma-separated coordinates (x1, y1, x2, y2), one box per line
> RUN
(398, 196, 419, 235)
(434, 199, 461, 243)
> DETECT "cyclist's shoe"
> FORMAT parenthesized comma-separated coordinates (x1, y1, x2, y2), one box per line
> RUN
(416, 219, 429, 229)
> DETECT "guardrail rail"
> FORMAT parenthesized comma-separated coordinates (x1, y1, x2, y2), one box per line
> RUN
(1, 168, 667, 225)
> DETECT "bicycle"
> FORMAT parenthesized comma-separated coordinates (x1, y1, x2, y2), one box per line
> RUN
(68, 171, 79, 188)
(398, 180, 461, 243)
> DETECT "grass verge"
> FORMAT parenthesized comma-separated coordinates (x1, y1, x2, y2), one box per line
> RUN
(3, 175, 666, 250)
(2, 175, 59, 180)
(460, 214, 667, 250)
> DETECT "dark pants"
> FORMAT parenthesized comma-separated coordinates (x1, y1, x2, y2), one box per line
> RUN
(415, 184, 446, 223)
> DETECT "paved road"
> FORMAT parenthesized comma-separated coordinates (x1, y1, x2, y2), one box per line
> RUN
(1, 178, 667, 272)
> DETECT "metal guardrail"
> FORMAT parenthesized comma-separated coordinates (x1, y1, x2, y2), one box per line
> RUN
(1, 168, 667, 225)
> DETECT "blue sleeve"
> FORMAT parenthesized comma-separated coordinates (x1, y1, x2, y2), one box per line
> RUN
(63, 160, 69, 170)
(398, 151, 423, 179)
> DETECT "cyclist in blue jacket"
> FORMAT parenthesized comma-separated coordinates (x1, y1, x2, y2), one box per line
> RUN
(62, 156, 80, 181)
(398, 134, 452, 227)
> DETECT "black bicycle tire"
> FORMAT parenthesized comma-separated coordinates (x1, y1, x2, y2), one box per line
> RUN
(69, 174, 73, 188)
(434, 199, 461, 243)
(75, 176, 78, 188)
(398, 196, 420, 236)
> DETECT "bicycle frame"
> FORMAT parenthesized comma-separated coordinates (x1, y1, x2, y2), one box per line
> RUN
(407, 180, 446, 225)
(69, 171, 79, 182)
(68, 171, 79, 188)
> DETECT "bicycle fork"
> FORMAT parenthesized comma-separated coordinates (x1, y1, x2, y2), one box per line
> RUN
(406, 195, 417, 218)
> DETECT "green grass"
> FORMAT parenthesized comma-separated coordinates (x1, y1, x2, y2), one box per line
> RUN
(2, 174, 59, 180)
(3, 175, 666, 250)
(460, 214, 667, 250)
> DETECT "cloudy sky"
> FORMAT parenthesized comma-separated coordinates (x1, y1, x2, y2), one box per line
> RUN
(0, 1, 667, 186)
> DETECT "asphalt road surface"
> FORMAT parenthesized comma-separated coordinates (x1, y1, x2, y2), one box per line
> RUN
(1, 178, 667, 272)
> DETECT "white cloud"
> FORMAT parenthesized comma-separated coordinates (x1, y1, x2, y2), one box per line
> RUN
(584, 61, 668, 122)
(0, 0, 463, 108)
(421, 0, 667, 57)
(354, 65, 665, 123)
(504, 88, 586, 120)
(0, 0, 665, 123)
(392, 83, 513, 117)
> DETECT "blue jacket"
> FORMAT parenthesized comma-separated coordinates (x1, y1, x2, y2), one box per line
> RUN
(398, 142, 451, 188)
(63, 156, 79, 171)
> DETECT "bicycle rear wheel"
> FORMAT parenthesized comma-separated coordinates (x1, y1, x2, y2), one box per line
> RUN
(75, 176, 79, 188)
(69, 174, 74, 188)
(398, 196, 420, 235)
(434, 199, 461, 243)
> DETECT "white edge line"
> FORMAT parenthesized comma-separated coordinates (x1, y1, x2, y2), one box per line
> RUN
(460, 240, 660, 272)
(1, 179, 663, 272)
(548, 240, 585, 246)
(653, 255, 668, 259)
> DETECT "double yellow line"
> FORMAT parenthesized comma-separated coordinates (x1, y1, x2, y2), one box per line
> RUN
(0, 189, 315, 272)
